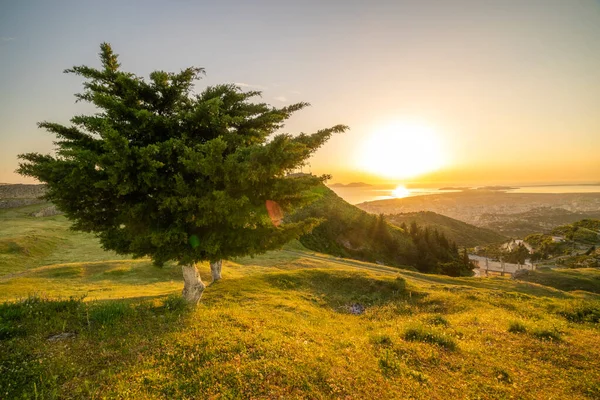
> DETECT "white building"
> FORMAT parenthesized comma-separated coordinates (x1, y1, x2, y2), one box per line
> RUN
(502, 239, 533, 254)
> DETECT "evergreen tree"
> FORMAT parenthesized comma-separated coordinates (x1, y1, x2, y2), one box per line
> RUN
(17, 43, 347, 303)
(399, 222, 408, 232)
(409, 221, 419, 238)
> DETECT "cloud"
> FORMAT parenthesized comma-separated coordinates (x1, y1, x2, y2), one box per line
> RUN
(289, 90, 301, 95)
(273, 96, 288, 102)
(234, 82, 267, 90)
(0, 37, 15, 42)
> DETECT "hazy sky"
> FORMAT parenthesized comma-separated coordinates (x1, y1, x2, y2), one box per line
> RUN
(2, 0, 599, 185)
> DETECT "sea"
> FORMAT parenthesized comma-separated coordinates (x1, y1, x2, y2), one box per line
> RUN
(329, 184, 600, 205)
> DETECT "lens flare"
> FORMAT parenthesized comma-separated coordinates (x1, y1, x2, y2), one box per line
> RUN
(189, 234, 200, 248)
(265, 200, 283, 227)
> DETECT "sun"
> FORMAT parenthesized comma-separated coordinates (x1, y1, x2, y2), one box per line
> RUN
(392, 185, 411, 198)
(358, 121, 447, 179)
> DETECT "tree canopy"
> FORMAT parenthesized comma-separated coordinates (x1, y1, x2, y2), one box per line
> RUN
(18, 43, 347, 271)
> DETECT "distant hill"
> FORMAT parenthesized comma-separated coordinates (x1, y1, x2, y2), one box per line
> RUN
(290, 185, 472, 276)
(357, 191, 600, 238)
(481, 208, 600, 238)
(329, 182, 372, 188)
(386, 211, 506, 247)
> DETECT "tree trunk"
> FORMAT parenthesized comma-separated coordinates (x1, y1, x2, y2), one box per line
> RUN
(181, 263, 205, 304)
(210, 259, 222, 282)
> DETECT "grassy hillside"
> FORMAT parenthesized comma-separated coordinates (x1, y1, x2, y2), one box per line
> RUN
(2, 251, 600, 398)
(2, 202, 600, 398)
(386, 211, 506, 247)
(290, 185, 473, 276)
(0, 203, 128, 277)
(515, 268, 600, 294)
(290, 185, 416, 267)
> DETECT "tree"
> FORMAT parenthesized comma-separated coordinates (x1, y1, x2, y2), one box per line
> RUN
(17, 43, 347, 303)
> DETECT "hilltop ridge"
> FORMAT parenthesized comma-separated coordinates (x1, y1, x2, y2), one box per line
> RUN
(385, 211, 506, 247)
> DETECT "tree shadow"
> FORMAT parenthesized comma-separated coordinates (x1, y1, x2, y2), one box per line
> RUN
(398, 270, 574, 299)
(32, 260, 181, 284)
(263, 269, 413, 311)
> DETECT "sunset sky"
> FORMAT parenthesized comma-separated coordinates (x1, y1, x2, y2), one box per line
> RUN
(1, 0, 599, 185)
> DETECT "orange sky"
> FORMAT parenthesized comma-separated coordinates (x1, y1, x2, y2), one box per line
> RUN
(2, 0, 600, 185)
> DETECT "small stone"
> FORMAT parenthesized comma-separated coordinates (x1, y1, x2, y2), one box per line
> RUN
(47, 332, 76, 342)
(349, 303, 365, 315)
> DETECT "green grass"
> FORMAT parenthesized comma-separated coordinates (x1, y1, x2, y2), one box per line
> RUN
(1, 204, 600, 398)
(2, 256, 599, 398)
(515, 268, 600, 294)
(402, 324, 457, 350)
(0, 203, 129, 277)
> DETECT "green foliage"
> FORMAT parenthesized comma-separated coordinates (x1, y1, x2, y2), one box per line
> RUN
(408, 222, 473, 276)
(162, 294, 188, 312)
(88, 301, 132, 326)
(3, 201, 600, 398)
(556, 301, 600, 324)
(552, 219, 600, 239)
(504, 243, 530, 264)
(17, 43, 347, 266)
